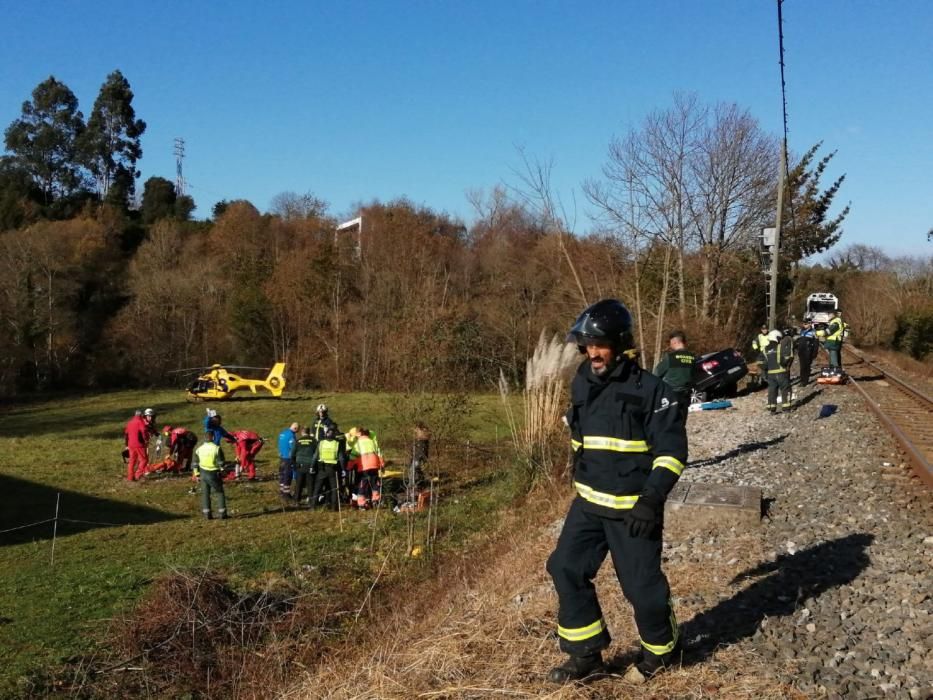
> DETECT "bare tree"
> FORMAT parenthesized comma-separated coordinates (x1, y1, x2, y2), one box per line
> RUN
(507, 147, 588, 307)
(585, 94, 706, 364)
(687, 103, 778, 321)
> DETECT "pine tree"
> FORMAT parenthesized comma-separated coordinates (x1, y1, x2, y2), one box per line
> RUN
(782, 142, 850, 264)
(80, 70, 146, 206)
(3, 76, 87, 203)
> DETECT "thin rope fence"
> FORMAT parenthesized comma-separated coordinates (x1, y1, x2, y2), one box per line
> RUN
(0, 493, 136, 565)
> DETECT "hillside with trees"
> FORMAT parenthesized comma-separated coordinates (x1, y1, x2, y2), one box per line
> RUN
(1, 75, 929, 399)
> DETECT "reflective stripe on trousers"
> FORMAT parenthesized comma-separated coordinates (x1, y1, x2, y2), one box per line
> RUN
(558, 618, 606, 642)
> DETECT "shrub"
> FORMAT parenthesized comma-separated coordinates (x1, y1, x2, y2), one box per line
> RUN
(893, 310, 933, 360)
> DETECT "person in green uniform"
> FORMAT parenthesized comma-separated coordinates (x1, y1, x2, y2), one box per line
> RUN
(824, 309, 847, 370)
(193, 431, 228, 519)
(293, 427, 317, 506)
(653, 331, 697, 422)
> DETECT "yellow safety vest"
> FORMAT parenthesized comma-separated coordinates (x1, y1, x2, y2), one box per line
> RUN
(318, 438, 339, 464)
(346, 434, 359, 458)
(753, 333, 770, 355)
(196, 442, 222, 471)
(826, 318, 846, 342)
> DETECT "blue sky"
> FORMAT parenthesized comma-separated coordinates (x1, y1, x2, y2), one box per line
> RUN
(2, 1, 930, 258)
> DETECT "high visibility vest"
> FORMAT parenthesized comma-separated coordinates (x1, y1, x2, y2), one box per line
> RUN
(346, 434, 359, 458)
(753, 333, 770, 355)
(318, 438, 340, 464)
(826, 318, 846, 342)
(357, 436, 381, 471)
(196, 442, 222, 471)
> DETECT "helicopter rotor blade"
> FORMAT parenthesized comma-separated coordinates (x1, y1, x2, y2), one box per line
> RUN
(216, 366, 272, 371)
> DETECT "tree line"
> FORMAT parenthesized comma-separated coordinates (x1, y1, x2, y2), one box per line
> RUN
(2, 74, 926, 399)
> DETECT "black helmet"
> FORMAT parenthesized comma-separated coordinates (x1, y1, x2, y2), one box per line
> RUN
(566, 299, 634, 350)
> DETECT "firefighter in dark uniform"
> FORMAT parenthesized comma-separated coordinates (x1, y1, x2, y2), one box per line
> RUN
(653, 330, 696, 422)
(546, 299, 688, 683)
(764, 329, 793, 413)
(795, 322, 819, 386)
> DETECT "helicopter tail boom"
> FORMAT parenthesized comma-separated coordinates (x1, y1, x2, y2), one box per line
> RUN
(264, 363, 286, 396)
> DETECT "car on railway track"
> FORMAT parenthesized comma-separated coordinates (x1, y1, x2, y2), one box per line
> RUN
(692, 347, 748, 401)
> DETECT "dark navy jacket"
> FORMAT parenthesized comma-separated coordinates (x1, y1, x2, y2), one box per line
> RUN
(567, 358, 688, 519)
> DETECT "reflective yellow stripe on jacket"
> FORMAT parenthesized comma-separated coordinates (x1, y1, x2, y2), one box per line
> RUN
(574, 481, 640, 510)
(574, 436, 650, 453)
(652, 455, 684, 476)
(558, 617, 606, 642)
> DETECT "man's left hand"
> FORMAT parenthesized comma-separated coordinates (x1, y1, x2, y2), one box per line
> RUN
(627, 493, 663, 538)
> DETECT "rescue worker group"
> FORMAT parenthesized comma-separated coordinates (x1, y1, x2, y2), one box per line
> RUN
(123, 404, 430, 521)
(120, 298, 848, 686)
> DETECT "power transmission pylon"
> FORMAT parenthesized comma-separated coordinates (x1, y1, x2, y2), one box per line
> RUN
(174, 137, 186, 196)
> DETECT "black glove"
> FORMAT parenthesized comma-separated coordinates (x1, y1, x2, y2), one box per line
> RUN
(627, 492, 663, 538)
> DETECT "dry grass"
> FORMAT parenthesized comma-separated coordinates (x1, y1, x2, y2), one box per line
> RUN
(63, 568, 347, 699)
(856, 345, 933, 393)
(499, 332, 579, 482)
(286, 491, 802, 700)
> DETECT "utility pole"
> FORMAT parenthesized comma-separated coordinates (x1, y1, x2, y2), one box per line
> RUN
(769, 145, 786, 329)
(768, 0, 789, 330)
(174, 137, 186, 196)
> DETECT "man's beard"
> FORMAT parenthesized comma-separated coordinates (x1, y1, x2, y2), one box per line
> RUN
(589, 355, 618, 377)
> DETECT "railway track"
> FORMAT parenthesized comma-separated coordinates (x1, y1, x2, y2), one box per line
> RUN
(843, 345, 933, 487)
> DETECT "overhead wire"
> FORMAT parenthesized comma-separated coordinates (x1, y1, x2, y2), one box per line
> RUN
(777, 0, 799, 251)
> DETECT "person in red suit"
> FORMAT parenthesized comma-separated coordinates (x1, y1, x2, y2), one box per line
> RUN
(124, 408, 157, 481)
(230, 429, 264, 481)
(165, 426, 198, 473)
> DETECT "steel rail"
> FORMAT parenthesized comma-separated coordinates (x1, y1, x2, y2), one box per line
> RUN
(846, 346, 933, 407)
(843, 346, 933, 488)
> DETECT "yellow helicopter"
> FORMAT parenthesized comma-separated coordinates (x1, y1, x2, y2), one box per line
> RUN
(174, 363, 287, 401)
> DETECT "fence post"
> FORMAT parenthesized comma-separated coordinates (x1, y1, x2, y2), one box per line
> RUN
(50, 493, 61, 566)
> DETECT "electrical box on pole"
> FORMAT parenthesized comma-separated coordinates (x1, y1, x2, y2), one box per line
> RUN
(761, 227, 776, 248)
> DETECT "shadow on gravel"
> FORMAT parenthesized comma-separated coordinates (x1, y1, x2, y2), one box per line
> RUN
(688, 434, 787, 469)
(792, 389, 824, 411)
(680, 533, 874, 664)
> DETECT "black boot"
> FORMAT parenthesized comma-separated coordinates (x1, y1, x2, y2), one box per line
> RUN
(634, 642, 682, 679)
(547, 653, 603, 683)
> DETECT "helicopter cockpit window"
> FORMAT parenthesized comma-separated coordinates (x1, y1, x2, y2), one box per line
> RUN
(189, 379, 214, 393)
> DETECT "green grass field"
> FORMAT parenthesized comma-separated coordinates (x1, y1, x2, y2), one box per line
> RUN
(0, 389, 517, 697)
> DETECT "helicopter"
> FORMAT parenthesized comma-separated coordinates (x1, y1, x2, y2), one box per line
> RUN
(173, 363, 287, 401)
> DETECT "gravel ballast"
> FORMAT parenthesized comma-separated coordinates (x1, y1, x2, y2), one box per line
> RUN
(677, 382, 932, 698)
